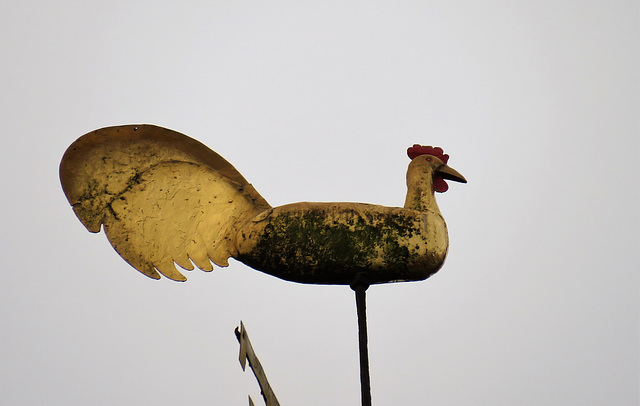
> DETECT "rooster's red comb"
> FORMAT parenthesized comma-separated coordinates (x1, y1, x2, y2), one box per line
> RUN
(407, 145, 449, 164)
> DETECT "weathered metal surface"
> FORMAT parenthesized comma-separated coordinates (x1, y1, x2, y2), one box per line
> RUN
(59, 125, 270, 280)
(236, 322, 280, 406)
(236, 202, 448, 285)
(60, 124, 466, 285)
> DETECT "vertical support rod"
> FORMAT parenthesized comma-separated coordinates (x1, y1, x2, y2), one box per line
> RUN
(353, 281, 372, 406)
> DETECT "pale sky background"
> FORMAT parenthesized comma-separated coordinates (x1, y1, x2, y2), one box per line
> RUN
(1, 1, 638, 405)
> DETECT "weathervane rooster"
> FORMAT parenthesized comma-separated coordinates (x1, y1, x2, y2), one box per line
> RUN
(60, 124, 466, 286)
(61, 124, 466, 405)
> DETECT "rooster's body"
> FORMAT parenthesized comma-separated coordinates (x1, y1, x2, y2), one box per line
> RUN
(60, 125, 465, 285)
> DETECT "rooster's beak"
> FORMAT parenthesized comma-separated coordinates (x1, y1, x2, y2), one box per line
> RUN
(437, 165, 467, 184)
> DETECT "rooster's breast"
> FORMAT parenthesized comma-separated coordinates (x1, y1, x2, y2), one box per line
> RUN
(234, 202, 448, 285)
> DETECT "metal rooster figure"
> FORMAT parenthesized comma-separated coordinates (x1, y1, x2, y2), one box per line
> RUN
(60, 124, 466, 405)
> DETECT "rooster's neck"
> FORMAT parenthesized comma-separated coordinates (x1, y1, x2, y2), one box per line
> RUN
(404, 182, 440, 213)
(403, 161, 441, 214)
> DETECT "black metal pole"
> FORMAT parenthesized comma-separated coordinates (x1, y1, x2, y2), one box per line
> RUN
(351, 276, 371, 406)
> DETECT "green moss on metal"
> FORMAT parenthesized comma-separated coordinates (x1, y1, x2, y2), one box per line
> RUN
(237, 206, 432, 284)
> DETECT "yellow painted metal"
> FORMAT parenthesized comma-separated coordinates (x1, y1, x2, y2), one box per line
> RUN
(235, 202, 449, 284)
(60, 124, 465, 284)
(60, 125, 270, 280)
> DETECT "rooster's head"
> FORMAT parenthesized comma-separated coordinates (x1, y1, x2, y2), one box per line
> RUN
(407, 145, 467, 193)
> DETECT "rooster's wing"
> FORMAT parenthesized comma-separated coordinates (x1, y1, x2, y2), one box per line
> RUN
(60, 124, 270, 281)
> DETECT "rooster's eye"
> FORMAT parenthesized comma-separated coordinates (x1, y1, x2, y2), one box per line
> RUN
(425, 157, 432, 162)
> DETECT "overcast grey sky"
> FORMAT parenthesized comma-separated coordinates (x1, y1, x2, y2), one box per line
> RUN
(1, 1, 638, 405)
